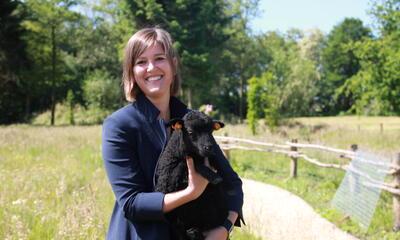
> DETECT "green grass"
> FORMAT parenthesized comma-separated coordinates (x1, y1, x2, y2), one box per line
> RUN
(0, 125, 113, 239)
(220, 116, 400, 240)
(0, 125, 259, 239)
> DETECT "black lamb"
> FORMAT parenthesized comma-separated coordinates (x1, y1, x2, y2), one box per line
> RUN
(154, 110, 228, 240)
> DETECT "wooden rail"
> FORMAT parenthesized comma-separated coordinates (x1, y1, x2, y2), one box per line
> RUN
(214, 135, 400, 231)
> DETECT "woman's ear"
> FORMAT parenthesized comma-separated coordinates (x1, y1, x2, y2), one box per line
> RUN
(213, 121, 225, 131)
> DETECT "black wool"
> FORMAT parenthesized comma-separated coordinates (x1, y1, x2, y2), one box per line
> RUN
(154, 111, 228, 240)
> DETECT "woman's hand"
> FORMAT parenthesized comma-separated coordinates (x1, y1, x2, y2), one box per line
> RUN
(203, 226, 228, 240)
(186, 156, 209, 200)
(163, 157, 210, 213)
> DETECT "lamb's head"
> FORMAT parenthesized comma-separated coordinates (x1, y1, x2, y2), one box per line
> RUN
(169, 111, 224, 158)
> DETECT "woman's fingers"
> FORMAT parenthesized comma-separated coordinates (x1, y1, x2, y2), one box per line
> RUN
(185, 156, 209, 200)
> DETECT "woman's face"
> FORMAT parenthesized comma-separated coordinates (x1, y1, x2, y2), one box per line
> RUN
(133, 43, 174, 100)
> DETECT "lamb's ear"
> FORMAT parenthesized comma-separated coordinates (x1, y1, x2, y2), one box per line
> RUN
(168, 118, 184, 130)
(213, 121, 225, 131)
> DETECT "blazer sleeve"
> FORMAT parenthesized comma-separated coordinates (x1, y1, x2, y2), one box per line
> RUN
(102, 116, 166, 223)
(212, 137, 244, 225)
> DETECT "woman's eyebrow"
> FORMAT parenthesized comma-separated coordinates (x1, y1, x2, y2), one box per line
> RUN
(154, 53, 166, 56)
(137, 53, 165, 59)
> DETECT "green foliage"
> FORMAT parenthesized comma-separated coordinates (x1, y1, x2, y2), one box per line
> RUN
(1, 0, 399, 124)
(215, 0, 262, 120)
(340, 0, 400, 115)
(281, 30, 323, 116)
(21, 0, 81, 125)
(320, 18, 372, 114)
(0, 0, 29, 123)
(246, 76, 263, 134)
(247, 29, 324, 132)
(370, 0, 400, 37)
(82, 69, 123, 111)
(341, 38, 400, 115)
(247, 72, 280, 133)
(32, 102, 112, 125)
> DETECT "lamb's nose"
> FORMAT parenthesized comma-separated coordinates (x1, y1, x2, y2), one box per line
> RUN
(204, 145, 211, 151)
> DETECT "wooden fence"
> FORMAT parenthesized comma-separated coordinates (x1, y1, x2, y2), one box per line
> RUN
(215, 135, 400, 231)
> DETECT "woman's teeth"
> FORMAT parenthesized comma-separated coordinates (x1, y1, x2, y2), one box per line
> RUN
(146, 76, 162, 81)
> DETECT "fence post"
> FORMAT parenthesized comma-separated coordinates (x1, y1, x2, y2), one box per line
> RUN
(221, 133, 230, 160)
(392, 153, 400, 231)
(380, 123, 383, 133)
(290, 139, 298, 178)
(349, 144, 359, 194)
(351, 144, 358, 152)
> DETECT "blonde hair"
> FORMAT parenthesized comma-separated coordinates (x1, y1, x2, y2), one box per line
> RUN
(122, 27, 181, 102)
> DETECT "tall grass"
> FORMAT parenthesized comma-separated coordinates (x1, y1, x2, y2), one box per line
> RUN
(0, 125, 258, 239)
(0, 125, 112, 239)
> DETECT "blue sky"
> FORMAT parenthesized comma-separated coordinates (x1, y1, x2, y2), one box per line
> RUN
(249, 0, 375, 34)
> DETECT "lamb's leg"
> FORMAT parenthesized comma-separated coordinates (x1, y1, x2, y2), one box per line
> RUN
(194, 159, 222, 185)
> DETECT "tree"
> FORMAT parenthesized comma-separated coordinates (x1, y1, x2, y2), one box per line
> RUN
(0, 0, 29, 123)
(216, 0, 261, 121)
(247, 72, 280, 134)
(320, 18, 372, 114)
(22, 0, 79, 125)
(340, 0, 400, 115)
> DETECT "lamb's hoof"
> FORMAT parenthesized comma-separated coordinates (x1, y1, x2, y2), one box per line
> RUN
(210, 176, 223, 185)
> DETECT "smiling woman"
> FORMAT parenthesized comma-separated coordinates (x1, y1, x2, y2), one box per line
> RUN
(102, 27, 244, 240)
(122, 28, 181, 103)
(133, 44, 174, 102)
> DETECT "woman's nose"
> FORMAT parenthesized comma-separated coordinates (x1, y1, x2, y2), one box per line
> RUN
(147, 61, 155, 72)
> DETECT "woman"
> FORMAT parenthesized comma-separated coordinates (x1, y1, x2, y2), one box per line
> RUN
(102, 27, 243, 240)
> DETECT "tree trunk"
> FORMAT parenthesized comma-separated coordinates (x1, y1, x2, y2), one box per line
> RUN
(239, 75, 244, 123)
(50, 24, 56, 126)
(24, 94, 30, 122)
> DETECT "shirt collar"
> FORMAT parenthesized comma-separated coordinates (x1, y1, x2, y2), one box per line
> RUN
(135, 93, 188, 122)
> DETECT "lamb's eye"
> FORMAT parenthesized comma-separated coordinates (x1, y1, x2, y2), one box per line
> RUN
(187, 130, 194, 136)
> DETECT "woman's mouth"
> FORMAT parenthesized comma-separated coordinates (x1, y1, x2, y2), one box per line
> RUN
(146, 75, 163, 81)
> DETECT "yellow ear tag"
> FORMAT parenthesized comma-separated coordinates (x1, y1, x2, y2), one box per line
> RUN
(213, 122, 221, 130)
(172, 122, 182, 130)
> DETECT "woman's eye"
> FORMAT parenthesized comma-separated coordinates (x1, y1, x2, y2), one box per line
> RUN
(156, 56, 166, 61)
(135, 60, 146, 65)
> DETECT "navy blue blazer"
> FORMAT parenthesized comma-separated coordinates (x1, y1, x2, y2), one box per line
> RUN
(102, 93, 243, 240)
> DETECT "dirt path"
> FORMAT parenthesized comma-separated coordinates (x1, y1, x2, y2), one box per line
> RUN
(241, 178, 359, 240)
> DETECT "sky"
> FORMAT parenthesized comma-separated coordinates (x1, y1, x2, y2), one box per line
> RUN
(249, 0, 375, 34)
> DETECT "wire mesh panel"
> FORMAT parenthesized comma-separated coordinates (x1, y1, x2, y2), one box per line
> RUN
(331, 151, 391, 229)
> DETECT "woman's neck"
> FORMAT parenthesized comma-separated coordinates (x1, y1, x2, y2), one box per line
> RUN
(147, 94, 170, 121)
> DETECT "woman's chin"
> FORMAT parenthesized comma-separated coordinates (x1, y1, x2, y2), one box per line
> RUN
(145, 89, 170, 99)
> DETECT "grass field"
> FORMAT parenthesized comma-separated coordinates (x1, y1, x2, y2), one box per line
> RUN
(0, 125, 259, 239)
(1, 116, 399, 239)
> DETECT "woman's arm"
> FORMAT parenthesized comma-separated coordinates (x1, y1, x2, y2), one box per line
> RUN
(103, 116, 211, 222)
(102, 116, 166, 222)
(201, 137, 244, 240)
(163, 157, 210, 213)
(204, 211, 238, 240)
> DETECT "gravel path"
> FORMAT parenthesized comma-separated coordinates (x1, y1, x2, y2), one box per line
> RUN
(241, 178, 359, 240)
